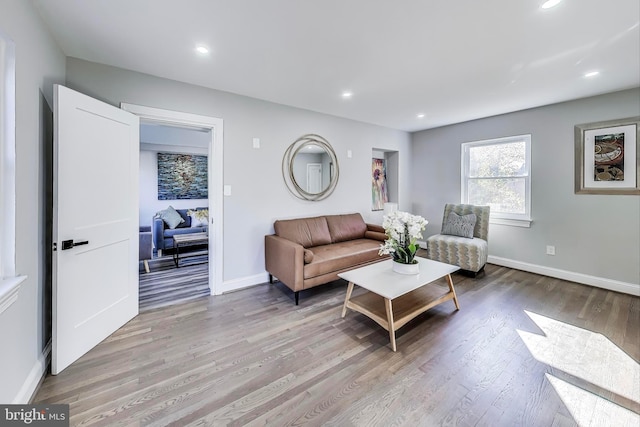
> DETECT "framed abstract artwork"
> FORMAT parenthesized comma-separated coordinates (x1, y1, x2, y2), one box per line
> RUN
(372, 158, 389, 210)
(157, 153, 208, 200)
(574, 116, 640, 195)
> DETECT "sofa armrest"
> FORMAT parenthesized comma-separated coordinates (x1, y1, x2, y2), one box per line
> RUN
(365, 223, 387, 242)
(152, 217, 166, 250)
(265, 234, 305, 292)
(365, 230, 387, 242)
(366, 223, 385, 233)
(139, 231, 152, 260)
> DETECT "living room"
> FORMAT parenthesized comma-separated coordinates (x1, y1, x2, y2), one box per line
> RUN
(1, 0, 638, 424)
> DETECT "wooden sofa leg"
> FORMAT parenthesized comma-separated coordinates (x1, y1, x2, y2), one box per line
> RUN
(269, 274, 274, 284)
(143, 260, 150, 273)
(294, 291, 299, 305)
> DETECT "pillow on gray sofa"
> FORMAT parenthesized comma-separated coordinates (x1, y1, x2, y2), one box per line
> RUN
(442, 212, 476, 239)
(188, 208, 208, 227)
(159, 205, 185, 229)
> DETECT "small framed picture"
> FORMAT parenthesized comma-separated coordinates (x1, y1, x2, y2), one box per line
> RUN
(574, 116, 640, 195)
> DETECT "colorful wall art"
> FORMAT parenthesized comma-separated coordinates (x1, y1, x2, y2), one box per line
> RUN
(575, 117, 639, 195)
(372, 158, 389, 210)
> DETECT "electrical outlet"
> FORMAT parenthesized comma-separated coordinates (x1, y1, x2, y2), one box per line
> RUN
(546, 245, 556, 255)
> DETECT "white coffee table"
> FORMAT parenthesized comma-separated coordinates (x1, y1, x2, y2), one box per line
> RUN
(339, 257, 460, 351)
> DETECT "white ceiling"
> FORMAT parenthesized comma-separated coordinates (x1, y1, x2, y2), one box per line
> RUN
(33, 0, 640, 132)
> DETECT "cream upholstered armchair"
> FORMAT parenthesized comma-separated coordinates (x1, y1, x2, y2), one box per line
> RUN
(426, 204, 490, 275)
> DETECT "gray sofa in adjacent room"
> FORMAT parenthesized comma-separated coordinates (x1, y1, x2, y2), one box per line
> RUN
(152, 206, 208, 256)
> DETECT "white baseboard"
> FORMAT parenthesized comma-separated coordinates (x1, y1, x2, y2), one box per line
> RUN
(220, 272, 270, 294)
(488, 256, 640, 296)
(14, 339, 51, 403)
(219, 258, 639, 298)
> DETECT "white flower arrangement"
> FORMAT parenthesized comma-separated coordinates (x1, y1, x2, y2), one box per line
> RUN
(378, 211, 428, 264)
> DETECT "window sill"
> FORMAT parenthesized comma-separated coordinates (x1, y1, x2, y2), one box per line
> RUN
(0, 275, 27, 315)
(490, 218, 532, 228)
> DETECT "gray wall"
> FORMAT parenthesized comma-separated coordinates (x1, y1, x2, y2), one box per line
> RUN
(65, 58, 413, 283)
(0, 0, 66, 403)
(411, 88, 640, 288)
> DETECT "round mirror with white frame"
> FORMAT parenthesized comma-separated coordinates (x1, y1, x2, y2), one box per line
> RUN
(282, 134, 339, 201)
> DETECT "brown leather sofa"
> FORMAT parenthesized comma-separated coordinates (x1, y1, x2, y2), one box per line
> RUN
(265, 213, 388, 304)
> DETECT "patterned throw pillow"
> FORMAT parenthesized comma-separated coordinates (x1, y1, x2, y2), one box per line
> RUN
(442, 212, 477, 239)
(159, 205, 185, 229)
(188, 208, 209, 228)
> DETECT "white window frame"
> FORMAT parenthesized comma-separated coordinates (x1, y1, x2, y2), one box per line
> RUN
(0, 31, 26, 315)
(461, 134, 532, 228)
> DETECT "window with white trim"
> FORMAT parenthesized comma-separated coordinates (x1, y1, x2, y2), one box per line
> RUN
(461, 134, 532, 227)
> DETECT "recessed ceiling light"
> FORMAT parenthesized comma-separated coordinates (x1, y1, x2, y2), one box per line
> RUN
(584, 71, 600, 78)
(342, 91, 353, 99)
(195, 45, 209, 55)
(417, 113, 425, 119)
(541, 0, 562, 9)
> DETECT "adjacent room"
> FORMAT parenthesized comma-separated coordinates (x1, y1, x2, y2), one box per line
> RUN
(138, 122, 211, 310)
(1, 0, 638, 426)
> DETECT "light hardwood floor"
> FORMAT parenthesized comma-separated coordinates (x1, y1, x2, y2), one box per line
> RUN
(34, 263, 639, 426)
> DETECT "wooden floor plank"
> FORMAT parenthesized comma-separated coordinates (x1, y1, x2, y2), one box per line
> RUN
(33, 263, 640, 426)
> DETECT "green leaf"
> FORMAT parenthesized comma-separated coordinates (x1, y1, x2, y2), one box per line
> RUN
(408, 243, 417, 254)
(395, 247, 409, 263)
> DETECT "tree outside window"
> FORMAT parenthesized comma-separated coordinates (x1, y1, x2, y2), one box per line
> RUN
(462, 135, 531, 226)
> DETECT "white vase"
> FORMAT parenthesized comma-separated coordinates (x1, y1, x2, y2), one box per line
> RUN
(392, 260, 420, 275)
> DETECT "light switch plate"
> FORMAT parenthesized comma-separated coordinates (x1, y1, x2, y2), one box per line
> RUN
(252, 138, 260, 149)
(224, 185, 232, 196)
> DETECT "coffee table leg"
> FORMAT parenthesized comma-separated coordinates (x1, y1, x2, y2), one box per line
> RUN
(446, 274, 460, 310)
(341, 282, 355, 318)
(384, 298, 397, 352)
(173, 244, 180, 267)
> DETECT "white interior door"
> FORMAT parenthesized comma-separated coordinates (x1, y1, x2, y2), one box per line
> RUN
(307, 163, 322, 193)
(52, 85, 139, 375)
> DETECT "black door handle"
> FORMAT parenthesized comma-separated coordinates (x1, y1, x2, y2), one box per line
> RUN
(61, 239, 89, 250)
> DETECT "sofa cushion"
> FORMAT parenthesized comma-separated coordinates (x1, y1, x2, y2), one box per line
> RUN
(159, 206, 185, 229)
(303, 239, 383, 279)
(325, 213, 367, 243)
(164, 226, 207, 239)
(442, 212, 477, 239)
(274, 216, 332, 248)
(426, 233, 487, 272)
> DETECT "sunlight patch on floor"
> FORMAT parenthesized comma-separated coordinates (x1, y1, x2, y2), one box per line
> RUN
(518, 310, 639, 425)
(546, 374, 640, 427)
(518, 310, 639, 402)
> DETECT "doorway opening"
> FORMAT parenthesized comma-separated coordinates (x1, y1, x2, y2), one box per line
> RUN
(138, 123, 211, 310)
(121, 103, 224, 307)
